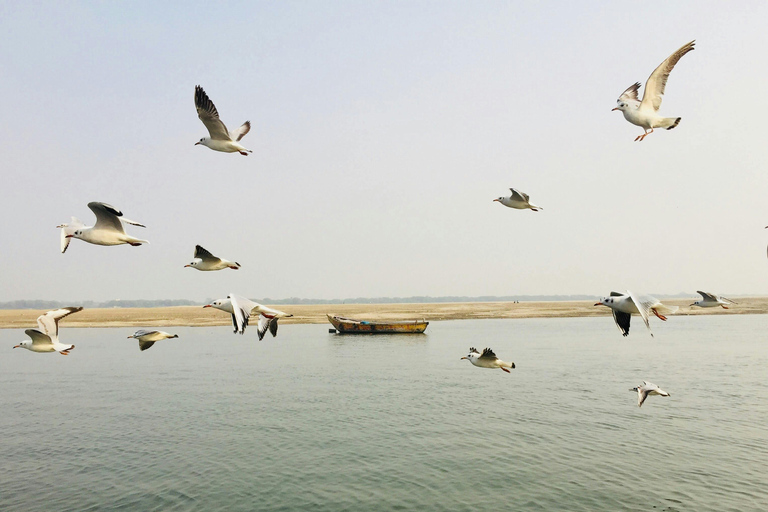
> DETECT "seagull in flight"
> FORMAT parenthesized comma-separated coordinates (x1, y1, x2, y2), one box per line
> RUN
(612, 40, 695, 141)
(127, 330, 179, 351)
(184, 245, 241, 271)
(630, 381, 670, 407)
(204, 294, 293, 340)
(13, 307, 83, 355)
(595, 291, 678, 337)
(194, 85, 252, 155)
(691, 291, 736, 309)
(60, 202, 148, 251)
(493, 188, 542, 211)
(461, 347, 515, 373)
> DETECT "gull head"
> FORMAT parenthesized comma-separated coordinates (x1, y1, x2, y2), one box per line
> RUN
(66, 229, 84, 240)
(612, 101, 628, 112)
(13, 341, 29, 349)
(204, 299, 227, 311)
(595, 297, 615, 307)
(195, 137, 209, 147)
(493, 197, 503, 203)
(185, 260, 199, 269)
(690, 300, 701, 307)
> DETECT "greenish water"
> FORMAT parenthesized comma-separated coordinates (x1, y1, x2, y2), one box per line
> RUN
(2, 315, 767, 511)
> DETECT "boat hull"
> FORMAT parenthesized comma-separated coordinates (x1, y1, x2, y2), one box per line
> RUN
(327, 314, 428, 334)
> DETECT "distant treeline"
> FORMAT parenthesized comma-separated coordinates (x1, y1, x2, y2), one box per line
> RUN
(0, 293, 699, 309)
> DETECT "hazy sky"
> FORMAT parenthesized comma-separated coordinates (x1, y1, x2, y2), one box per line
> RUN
(2, 1, 767, 302)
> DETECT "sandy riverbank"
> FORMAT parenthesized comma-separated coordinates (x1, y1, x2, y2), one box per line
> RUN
(1, 297, 767, 329)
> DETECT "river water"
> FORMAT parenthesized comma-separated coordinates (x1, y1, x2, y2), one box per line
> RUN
(1, 314, 766, 511)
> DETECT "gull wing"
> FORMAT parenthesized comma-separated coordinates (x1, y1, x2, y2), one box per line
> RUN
(696, 290, 717, 302)
(195, 85, 231, 141)
(229, 121, 251, 142)
(256, 315, 269, 340)
(612, 309, 631, 337)
(228, 293, 258, 335)
(509, 188, 529, 202)
(637, 387, 648, 407)
(618, 82, 641, 103)
(132, 329, 157, 338)
(194, 245, 220, 263)
(627, 291, 653, 337)
(719, 296, 737, 305)
(25, 329, 53, 347)
(59, 217, 84, 254)
(120, 218, 146, 228)
(640, 40, 695, 112)
(269, 317, 279, 337)
(479, 348, 497, 360)
(36, 307, 83, 337)
(88, 202, 126, 233)
(139, 339, 156, 351)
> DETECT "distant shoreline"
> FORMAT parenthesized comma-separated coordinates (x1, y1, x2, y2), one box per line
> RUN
(1, 297, 767, 329)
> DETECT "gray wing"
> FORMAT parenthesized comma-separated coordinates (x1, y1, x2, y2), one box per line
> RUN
(229, 293, 258, 335)
(509, 188, 529, 202)
(25, 329, 53, 347)
(88, 202, 126, 233)
(612, 309, 631, 337)
(194, 245, 221, 263)
(139, 339, 156, 351)
(627, 291, 653, 336)
(479, 347, 497, 360)
(618, 82, 641, 102)
(195, 85, 231, 141)
(696, 290, 717, 301)
(640, 40, 695, 111)
(37, 307, 83, 337)
(132, 329, 157, 338)
(229, 121, 251, 142)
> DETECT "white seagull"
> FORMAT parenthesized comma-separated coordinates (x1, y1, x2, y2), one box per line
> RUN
(493, 188, 542, 211)
(612, 40, 695, 141)
(595, 291, 678, 337)
(461, 347, 515, 373)
(127, 330, 179, 351)
(61, 202, 148, 250)
(204, 294, 293, 340)
(194, 85, 252, 155)
(630, 381, 670, 407)
(184, 245, 241, 271)
(691, 290, 736, 309)
(13, 307, 83, 355)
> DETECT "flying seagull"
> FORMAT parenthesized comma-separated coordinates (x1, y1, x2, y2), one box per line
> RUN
(204, 294, 292, 340)
(612, 40, 695, 141)
(60, 202, 148, 250)
(493, 188, 542, 211)
(185, 245, 241, 271)
(630, 381, 670, 407)
(194, 85, 252, 155)
(13, 307, 83, 355)
(127, 330, 179, 351)
(691, 291, 736, 309)
(461, 347, 515, 373)
(595, 291, 678, 337)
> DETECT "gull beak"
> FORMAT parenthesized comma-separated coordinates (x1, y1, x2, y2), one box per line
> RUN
(611, 107, 620, 111)
(492, 199, 499, 202)
(460, 356, 467, 360)
(65, 235, 73, 238)
(594, 302, 603, 306)
(127, 336, 133, 339)
(202, 304, 211, 308)
(194, 141, 201, 146)
(184, 264, 191, 268)
(13, 345, 20, 349)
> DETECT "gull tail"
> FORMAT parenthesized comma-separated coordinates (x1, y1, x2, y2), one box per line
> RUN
(126, 237, 149, 247)
(662, 117, 681, 130)
(655, 304, 678, 316)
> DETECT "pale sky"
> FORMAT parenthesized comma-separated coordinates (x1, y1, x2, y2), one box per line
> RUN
(1, 1, 767, 303)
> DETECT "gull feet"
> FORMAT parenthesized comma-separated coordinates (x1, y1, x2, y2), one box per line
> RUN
(652, 309, 668, 321)
(501, 367, 511, 373)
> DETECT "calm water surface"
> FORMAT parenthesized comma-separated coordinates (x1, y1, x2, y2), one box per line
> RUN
(1, 315, 767, 511)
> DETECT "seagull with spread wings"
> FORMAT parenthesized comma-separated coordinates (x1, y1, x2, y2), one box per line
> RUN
(184, 245, 241, 271)
(194, 85, 252, 155)
(691, 291, 736, 309)
(612, 40, 695, 141)
(595, 291, 678, 337)
(461, 347, 515, 373)
(13, 307, 83, 355)
(60, 202, 148, 251)
(493, 188, 542, 211)
(127, 330, 179, 352)
(204, 294, 292, 340)
(630, 381, 670, 408)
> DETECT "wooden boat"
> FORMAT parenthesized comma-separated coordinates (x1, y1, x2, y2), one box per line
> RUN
(327, 314, 428, 334)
